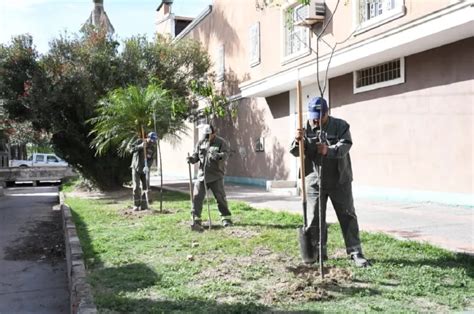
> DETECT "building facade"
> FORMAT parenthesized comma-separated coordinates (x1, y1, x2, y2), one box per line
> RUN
(157, 0, 473, 206)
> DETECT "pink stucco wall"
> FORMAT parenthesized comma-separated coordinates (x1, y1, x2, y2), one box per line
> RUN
(158, 0, 472, 196)
(329, 38, 473, 193)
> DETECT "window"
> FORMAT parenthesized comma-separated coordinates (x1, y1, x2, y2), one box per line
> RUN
(283, 4, 310, 62)
(355, 0, 404, 31)
(216, 44, 225, 82)
(249, 22, 261, 67)
(36, 155, 44, 162)
(353, 58, 405, 93)
(47, 156, 58, 163)
(255, 137, 265, 152)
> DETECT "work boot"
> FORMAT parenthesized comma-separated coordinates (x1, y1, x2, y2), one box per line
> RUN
(222, 219, 233, 227)
(133, 205, 140, 211)
(350, 252, 371, 267)
(191, 220, 204, 232)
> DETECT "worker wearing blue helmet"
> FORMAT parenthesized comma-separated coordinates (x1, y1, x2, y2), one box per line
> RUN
(129, 131, 158, 210)
(290, 97, 370, 267)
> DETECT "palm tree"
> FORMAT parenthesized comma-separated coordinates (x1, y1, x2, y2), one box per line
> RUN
(89, 82, 188, 210)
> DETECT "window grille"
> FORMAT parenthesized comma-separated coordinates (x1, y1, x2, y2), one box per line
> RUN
(354, 58, 405, 93)
(359, 0, 397, 23)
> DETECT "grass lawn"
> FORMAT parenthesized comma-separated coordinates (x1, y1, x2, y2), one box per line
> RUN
(64, 188, 473, 313)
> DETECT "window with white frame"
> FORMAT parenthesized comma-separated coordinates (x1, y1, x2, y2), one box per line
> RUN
(216, 44, 225, 82)
(355, 0, 404, 30)
(283, 4, 310, 61)
(353, 58, 405, 93)
(249, 22, 261, 67)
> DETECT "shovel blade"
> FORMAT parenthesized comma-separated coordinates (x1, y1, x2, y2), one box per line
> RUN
(298, 226, 317, 264)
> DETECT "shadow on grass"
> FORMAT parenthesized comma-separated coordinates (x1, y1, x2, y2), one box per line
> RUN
(322, 283, 382, 298)
(237, 222, 336, 230)
(87, 263, 271, 313)
(94, 296, 269, 314)
(379, 253, 474, 278)
(90, 263, 162, 291)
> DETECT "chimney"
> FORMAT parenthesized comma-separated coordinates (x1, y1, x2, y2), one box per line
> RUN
(157, 0, 173, 16)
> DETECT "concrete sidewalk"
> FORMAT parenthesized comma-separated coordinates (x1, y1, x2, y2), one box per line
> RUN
(151, 176, 473, 254)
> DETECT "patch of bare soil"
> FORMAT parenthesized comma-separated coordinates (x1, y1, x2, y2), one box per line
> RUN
(118, 206, 175, 218)
(194, 246, 353, 304)
(4, 211, 65, 265)
(264, 265, 352, 303)
(224, 227, 260, 239)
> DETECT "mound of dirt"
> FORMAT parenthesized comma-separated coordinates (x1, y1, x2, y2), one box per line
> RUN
(194, 246, 353, 304)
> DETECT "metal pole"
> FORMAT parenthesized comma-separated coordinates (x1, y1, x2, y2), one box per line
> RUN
(141, 126, 149, 209)
(187, 153, 194, 223)
(203, 141, 212, 230)
(318, 100, 324, 279)
(153, 110, 163, 212)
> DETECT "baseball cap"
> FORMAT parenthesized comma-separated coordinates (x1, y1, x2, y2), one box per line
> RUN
(198, 124, 213, 135)
(307, 97, 328, 120)
(147, 131, 158, 142)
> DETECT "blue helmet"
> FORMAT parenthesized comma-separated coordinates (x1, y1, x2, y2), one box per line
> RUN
(147, 131, 158, 142)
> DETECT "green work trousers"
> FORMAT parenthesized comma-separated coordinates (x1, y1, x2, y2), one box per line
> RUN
(191, 178, 231, 221)
(306, 180, 363, 256)
(132, 169, 148, 208)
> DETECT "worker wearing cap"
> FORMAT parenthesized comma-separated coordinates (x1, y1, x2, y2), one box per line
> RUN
(187, 124, 232, 231)
(130, 131, 158, 211)
(290, 97, 370, 267)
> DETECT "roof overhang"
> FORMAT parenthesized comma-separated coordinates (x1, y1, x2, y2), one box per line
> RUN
(240, 2, 474, 98)
(174, 5, 213, 42)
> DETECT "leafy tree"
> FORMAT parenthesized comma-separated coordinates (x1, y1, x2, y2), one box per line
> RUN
(89, 83, 184, 209)
(89, 83, 185, 156)
(0, 30, 214, 190)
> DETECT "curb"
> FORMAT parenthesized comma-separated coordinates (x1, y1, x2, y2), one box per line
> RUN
(59, 192, 97, 314)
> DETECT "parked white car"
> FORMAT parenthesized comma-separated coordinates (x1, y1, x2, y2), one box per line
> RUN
(9, 153, 69, 168)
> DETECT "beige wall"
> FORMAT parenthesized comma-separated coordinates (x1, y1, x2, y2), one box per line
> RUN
(159, 121, 197, 179)
(329, 38, 474, 193)
(182, 0, 298, 182)
(214, 96, 292, 181)
(158, 0, 473, 201)
(237, 0, 456, 86)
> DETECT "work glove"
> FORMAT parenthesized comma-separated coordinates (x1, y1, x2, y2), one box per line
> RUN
(143, 166, 149, 174)
(186, 156, 194, 164)
(208, 147, 220, 161)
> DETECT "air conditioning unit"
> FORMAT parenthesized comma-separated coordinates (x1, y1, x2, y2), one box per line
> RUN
(295, 1, 326, 27)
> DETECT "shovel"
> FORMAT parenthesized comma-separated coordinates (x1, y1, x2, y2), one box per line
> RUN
(296, 80, 319, 266)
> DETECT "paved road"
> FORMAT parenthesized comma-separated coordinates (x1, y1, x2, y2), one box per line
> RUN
(153, 178, 473, 254)
(0, 186, 69, 314)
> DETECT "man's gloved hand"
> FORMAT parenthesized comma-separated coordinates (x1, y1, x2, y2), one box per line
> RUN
(208, 147, 220, 161)
(186, 156, 193, 164)
(143, 166, 149, 174)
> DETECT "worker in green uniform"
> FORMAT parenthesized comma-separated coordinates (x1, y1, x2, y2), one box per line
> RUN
(290, 97, 370, 267)
(187, 124, 232, 231)
(130, 132, 157, 211)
